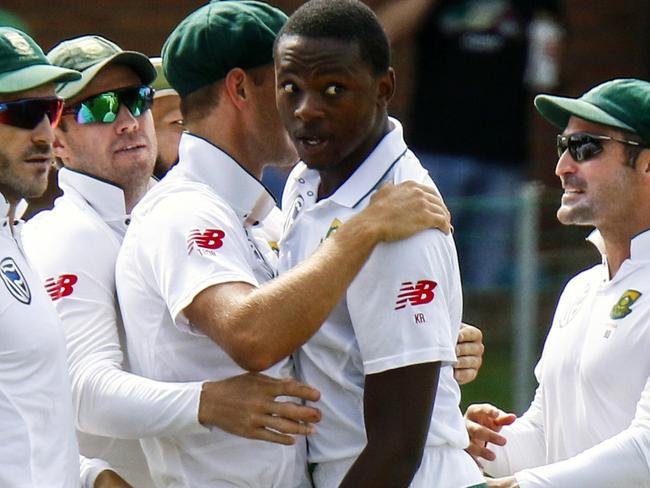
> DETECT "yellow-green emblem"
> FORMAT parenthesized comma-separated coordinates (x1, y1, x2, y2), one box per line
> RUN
(324, 218, 343, 240)
(610, 290, 642, 319)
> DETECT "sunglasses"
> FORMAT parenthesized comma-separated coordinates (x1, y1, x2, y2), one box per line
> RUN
(557, 132, 646, 162)
(63, 85, 154, 125)
(0, 97, 64, 130)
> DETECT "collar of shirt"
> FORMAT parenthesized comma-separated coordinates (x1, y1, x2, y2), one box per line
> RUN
(176, 132, 276, 224)
(0, 192, 27, 227)
(587, 228, 650, 284)
(296, 117, 408, 209)
(58, 167, 130, 237)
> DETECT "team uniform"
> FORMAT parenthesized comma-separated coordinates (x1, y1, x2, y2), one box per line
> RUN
(278, 119, 484, 488)
(483, 230, 650, 487)
(115, 132, 297, 487)
(0, 193, 111, 487)
(22, 168, 207, 488)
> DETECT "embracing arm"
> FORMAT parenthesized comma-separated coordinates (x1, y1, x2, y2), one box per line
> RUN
(340, 362, 440, 487)
(185, 181, 451, 371)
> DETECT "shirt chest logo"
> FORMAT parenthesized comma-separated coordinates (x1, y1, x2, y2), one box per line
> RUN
(324, 218, 343, 240)
(187, 228, 226, 256)
(610, 289, 642, 320)
(0, 257, 31, 305)
(45, 274, 78, 301)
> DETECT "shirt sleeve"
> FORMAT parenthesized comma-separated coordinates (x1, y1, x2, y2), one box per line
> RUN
(22, 217, 208, 439)
(347, 228, 458, 375)
(514, 375, 650, 487)
(79, 455, 112, 488)
(145, 191, 260, 328)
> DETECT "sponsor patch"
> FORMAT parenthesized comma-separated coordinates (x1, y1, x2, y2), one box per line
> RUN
(0, 257, 31, 304)
(610, 289, 642, 320)
(395, 280, 437, 310)
(45, 274, 78, 301)
(187, 228, 225, 256)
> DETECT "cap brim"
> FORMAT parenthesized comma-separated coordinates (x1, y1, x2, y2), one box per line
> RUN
(57, 51, 157, 100)
(534, 94, 635, 133)
(0, 64, 80, 94)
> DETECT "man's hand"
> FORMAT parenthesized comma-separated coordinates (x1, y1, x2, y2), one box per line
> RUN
(93, 470, 132, 488)
(486, 475, 520, 488)
(198, 373, 321, 445)
(465, 403, 517, 461)
(365, 181, 452, 241)
(454, 323, 484, 384)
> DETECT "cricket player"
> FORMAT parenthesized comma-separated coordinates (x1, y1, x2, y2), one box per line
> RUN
(273, 1, 488, 487)
(466, 79, 650, 487)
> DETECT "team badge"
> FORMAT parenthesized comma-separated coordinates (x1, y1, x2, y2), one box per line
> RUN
(0, 257, 31, 304)
(268, 240, 279, 256)
(610, 289, 642, 320)
(324, 218, 343, 240)
(45, 274, 78, 301)
(187, 228, 225, 256)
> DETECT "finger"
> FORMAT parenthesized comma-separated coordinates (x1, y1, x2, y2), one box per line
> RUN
(455, 354, 482, 370)
(465, 403, 502, 421)
(495, 413, 517, 427)
(271, 378, 321, 402)
(248, 427, 297, 446)
(453, 367, 478, 385)
(260, 414, 317, 437)
(458, 323, 483, 343)
(468, 422, 509, 447)
(269, 401, 322, 424)
(466, 442, 498, 461)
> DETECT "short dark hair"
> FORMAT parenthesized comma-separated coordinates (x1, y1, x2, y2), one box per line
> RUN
(275, 0, 390, 75)
(180, 80, 222, 124)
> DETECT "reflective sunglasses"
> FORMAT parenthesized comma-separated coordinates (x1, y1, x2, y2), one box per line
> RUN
(0, 97, 64, 130)
(63, 85, 154, 125)
(557, 132, 646, 162)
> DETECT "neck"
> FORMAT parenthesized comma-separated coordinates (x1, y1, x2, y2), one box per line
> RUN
(123, 181, 149, 213)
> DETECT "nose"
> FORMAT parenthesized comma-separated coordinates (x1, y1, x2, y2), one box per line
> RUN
(293, 92, 323, 121)
(113, 103, 139, 134)
(31, 115, 55, 145)
(555, 149, 577, 178)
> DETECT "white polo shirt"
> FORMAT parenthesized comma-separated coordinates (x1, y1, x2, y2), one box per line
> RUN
(116, 133, 296, 487)
(484, 230, 650, 487)
(279, 119, 483, 487)
(0, 195, 81, 487)
(22, 168, 206, 488)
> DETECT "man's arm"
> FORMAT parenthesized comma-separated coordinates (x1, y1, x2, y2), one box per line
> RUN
(185, 181, 450, 371)
(339, 362, 440, 487)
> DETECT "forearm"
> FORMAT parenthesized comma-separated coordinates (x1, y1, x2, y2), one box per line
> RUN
(79, 455, 112, 488)
(515, 427, 650, 488)
(73, 360, 205, 438)
(198, 213, 383, 371)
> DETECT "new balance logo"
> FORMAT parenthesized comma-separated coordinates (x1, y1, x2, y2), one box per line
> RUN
(45, 274, 78, 301)
(187, 228, 226, 255)
(395, 280, 437, 310)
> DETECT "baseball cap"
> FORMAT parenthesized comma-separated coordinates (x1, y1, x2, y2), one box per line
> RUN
(149, 57, 177, 98)
(162, 0, 287, 97)
(0, 27, 80, 94)
(535, 78, 650, 144)
(47, 35, 157, 100)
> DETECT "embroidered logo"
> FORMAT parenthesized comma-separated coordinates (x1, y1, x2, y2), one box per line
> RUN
(45, 274, 78, 301)
(324, 218, 343, 240)
(187, 228, 225, 255)
(610, 289, 642, 320)
(268, 240, 279, 256)
(395, 280, 437, 310)
(0, 257, 31, 304)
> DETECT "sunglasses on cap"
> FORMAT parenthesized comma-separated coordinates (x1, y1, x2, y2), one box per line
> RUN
(557, 132, 647, 162)
(0, 97, 64, 130)
(63, 85, 154, 125)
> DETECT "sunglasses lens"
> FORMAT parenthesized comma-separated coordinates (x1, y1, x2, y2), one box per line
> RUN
(72, 86, 153, 125)
(0, 98, 63, 130)
(557, 134, 603, 162)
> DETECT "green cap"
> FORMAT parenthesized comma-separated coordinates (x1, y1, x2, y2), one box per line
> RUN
(149, 56, 177, 97)
(162, 1, 287, 98)
(0, 27, 80, 94)
(535, 79, 650, 144)
(47, 35, 157, 100)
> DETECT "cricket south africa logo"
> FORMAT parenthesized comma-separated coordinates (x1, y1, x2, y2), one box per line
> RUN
(395, 280, 437, 312)
(187, 228, 226, 256)
(45, 274, 78, 301)
(0, 257, 31, 304)
(610, 289, 642, 320)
